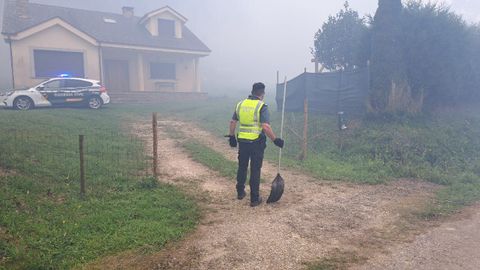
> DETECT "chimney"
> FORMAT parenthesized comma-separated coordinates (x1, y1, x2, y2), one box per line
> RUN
(122, 6, 134, 18)
(15, 0, 29, 19)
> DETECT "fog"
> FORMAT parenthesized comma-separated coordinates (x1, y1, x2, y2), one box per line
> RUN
(9, 0, 480, 94)
(0, 0, 10, 90)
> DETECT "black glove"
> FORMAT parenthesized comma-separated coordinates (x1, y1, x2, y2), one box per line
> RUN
(227, 135, 237, 148)
(274, 138, 284, 148)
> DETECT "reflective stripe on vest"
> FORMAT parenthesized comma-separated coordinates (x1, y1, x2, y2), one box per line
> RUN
(237, 99, 264, 141)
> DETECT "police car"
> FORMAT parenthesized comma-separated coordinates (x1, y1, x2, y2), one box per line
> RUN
(0, 77, 110, 110)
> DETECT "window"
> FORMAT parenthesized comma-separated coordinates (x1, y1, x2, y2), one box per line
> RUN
(43, 80, 62, 89)
(64, 79, 92, 88)
(103, 18, 117, 24)
(150, 63, 176, 80)
(34, 50, 85, 78)
(158, 19, 175, 37)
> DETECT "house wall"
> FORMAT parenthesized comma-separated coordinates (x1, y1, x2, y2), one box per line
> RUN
(102, 48, 198, 92)
(142, 53, 197, 92)
(175, 58, 198, 92)
(10, 24, 100, 88)
(0, 0, 13, 90)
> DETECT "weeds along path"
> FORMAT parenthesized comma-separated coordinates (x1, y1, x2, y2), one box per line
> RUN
(91, 118, 437, 270)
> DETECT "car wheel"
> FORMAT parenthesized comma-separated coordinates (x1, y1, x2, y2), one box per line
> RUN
(13, 96, 34, 111)
(88, 96, 102, 109)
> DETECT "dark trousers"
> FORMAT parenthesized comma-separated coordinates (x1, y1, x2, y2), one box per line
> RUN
(236, 138, 266, 202)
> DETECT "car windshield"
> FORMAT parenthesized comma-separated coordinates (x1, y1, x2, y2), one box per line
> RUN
(36, 79, 52, 87)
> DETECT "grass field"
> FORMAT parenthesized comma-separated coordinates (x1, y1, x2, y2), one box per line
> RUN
(134, 97, 480, 217)
(2, 98, 480, 268)
(0, 108, 199, 269)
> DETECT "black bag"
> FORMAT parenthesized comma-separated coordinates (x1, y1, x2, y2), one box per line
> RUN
(267, 173, 284, 203)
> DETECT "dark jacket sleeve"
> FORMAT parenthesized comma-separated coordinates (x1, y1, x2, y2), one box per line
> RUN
(260, 104, 270, 124)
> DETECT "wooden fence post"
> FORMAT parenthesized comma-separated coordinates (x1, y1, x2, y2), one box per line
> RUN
(79, 135, 85, 198)
(300, 98, 308, 161)
(152, 113, 158, 177)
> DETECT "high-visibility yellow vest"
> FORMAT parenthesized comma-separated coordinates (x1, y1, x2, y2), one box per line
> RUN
(236, 99, 264, 141)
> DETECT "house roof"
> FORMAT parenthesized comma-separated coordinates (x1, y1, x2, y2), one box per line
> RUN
(139, 6, 188, 25)
(2, 2, 211, 54)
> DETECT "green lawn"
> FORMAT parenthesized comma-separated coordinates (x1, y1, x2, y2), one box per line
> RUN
(0, 108, 199, 269)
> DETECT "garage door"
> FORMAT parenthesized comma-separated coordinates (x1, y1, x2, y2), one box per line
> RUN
(33, 50, 85, 78)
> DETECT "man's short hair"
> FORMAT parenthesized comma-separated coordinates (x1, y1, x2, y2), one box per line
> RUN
(252, 82, 265, 96)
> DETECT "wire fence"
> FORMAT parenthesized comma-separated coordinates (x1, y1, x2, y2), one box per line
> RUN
(274, 110, 351, 161)
(0, 130, 151, 173)
(0, 118, 159, 196)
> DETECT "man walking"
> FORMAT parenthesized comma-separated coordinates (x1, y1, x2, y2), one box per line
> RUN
(228, 82, 284, 207)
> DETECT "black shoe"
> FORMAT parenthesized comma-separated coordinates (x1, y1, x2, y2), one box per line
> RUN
(237, 191, 246, 200)
(250, 198, 263, 207)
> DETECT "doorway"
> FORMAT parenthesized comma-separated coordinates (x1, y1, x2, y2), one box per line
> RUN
(104, 60, 130, 91)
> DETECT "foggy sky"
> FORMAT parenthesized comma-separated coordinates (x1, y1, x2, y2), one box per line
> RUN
(0, 0, 9, 90)
(5, 0, 479, 93)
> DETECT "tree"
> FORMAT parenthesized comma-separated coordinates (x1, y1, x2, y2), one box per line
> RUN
(313, 0, 480, 113)
(312, 1, 369, 71)
(468, 25, 480, 102)
(402, 1, 475, 108)
(369, 0, 421, 114)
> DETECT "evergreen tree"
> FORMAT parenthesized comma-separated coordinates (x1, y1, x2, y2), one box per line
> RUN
(369, 0, 420, 113)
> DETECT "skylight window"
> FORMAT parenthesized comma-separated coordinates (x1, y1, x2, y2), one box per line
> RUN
(103, 18, 117, 24)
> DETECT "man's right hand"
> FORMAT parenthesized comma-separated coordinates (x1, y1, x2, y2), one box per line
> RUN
(228, 135, 237, 148)
(274, 138, 284, 148)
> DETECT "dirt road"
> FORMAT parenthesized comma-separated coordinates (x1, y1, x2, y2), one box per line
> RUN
(354, 205, 480, 270)
(88, 118, 438, 270)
